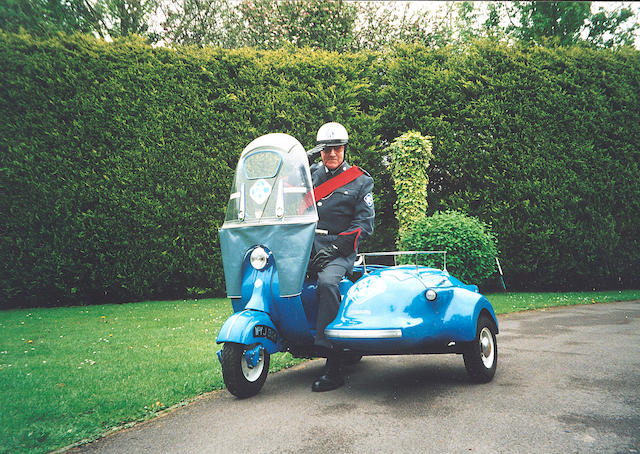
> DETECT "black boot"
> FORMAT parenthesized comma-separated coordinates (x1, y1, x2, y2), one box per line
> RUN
(312, 353, 344, 392)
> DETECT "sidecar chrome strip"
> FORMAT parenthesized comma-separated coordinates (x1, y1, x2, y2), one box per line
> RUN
(325, 328, 402, 339)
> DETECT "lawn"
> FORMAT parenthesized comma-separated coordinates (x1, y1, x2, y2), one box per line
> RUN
(487, 289, 640, 314)
(1, 290, 639, 453)
(0, 299, 302, 454)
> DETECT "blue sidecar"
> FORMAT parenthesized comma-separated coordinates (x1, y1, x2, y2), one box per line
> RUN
(217, 133, 498, 398)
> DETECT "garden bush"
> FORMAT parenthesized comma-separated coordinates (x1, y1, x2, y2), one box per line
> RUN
(398, 211, 498, 288)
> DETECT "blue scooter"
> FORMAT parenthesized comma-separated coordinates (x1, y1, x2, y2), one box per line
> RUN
(217, 133, 498, 398)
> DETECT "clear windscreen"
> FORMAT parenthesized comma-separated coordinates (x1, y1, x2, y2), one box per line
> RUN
(224, 141, 317, 225)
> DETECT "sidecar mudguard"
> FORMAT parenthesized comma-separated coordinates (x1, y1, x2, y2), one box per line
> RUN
(216, 310, 280, 354)
(439, 288, 499, 341)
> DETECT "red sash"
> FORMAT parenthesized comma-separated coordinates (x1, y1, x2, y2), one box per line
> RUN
(300, 166, 363, 212)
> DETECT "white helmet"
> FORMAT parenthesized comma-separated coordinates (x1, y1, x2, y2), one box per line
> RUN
(316, 122, 348, 147)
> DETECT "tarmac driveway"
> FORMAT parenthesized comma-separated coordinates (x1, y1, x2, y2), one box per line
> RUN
(73, 301, 640, 454)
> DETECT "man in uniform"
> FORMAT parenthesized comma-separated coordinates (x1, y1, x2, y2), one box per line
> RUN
(307, 122, 375, 392)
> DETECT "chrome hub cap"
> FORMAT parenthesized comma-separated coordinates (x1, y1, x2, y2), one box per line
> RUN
(241, 349, 264, 382)
(479, 327, 495, 368)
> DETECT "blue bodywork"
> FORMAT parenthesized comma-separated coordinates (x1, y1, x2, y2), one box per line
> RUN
(324, 265, 497, 353)
(216, 133, 498, 365)
(216, 246, 498, 358)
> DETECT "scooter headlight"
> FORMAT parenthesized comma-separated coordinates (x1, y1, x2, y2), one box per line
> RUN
(425, 289, 437, 301)
(250, 247, 269, 270)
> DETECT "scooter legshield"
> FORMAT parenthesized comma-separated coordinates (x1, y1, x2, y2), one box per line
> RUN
(216, 310, 280, 354)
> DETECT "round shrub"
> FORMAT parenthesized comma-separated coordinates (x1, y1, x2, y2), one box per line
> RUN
(398, 210, 498, 286)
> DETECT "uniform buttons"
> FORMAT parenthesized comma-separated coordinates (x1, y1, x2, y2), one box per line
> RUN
(317, 202, 323, 206)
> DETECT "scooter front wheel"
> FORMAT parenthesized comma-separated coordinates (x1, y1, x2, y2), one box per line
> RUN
(221, 342, 270, 398)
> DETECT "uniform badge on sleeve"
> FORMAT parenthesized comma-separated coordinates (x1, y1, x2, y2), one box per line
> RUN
(364, 193, 374, 207)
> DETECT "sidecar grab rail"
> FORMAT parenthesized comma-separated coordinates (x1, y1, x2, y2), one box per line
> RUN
(357, 250, 447, 274)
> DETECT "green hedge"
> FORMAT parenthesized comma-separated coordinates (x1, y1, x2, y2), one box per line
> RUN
(1, 33, 639, 307)
(382, 42, 640, 290)
(0, 33, 387, 307)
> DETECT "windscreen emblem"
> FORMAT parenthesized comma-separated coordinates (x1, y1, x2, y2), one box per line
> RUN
(249, 179, 272, 205)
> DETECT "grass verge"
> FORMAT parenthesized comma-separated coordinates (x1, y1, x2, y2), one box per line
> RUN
(486, 289, 640, 314)
(0, 299, 301, 454)
(1, 290, 638, 453)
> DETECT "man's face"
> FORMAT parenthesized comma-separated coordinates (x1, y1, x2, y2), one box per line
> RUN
(321, 145, 345, 170)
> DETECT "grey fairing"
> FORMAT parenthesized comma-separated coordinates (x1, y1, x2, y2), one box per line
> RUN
(219, 222, 316, 298)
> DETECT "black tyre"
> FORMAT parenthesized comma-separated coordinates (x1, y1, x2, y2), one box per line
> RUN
(463, 315, 497, 383)
(221, 343, 270, 398)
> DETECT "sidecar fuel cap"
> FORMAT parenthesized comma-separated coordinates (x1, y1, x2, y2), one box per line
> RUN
(250, 247, 269, 270)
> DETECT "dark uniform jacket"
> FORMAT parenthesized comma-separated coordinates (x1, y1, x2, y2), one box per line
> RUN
(310, 161, 375, 273)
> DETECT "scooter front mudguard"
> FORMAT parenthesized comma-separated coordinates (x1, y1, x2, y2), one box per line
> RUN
(216, 310, 280, 354)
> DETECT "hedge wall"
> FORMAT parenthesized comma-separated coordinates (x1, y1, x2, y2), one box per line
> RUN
(0, 33, 388, 307)
(1, 33, 638, 307)
(381, 42, 640, 290)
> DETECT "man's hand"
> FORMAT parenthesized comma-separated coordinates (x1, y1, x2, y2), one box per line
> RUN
(306, 144, 324, 162)
(311, 245, 339, 269)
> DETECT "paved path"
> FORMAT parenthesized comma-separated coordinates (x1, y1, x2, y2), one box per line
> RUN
(74, 301, 640, 454)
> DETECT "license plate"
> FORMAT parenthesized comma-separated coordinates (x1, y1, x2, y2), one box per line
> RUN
(253, 325, 277, 343)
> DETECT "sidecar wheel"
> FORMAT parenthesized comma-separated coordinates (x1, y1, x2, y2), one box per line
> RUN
(221, 343, 270, 398)
(463, 315, 497, 383)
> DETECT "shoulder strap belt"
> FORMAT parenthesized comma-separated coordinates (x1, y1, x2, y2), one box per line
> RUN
(300, 166, 363, 212)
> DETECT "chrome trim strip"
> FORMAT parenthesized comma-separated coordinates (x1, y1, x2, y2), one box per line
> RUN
(280, 291, 302, 297)
(238, 184, 245, 221)
(324, 328, 402, 339)
(225, 310, 247, 339)
(220, 217, 319, 229)
(275, 180, 284, 218)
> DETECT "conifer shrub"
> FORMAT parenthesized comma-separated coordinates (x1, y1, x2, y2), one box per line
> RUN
(387, 131, 433, 242)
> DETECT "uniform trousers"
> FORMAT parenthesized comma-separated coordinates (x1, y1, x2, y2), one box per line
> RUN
(314, 262, 348, 350)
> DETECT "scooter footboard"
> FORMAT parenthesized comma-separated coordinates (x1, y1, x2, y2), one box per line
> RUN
(216, 309, 280, 354)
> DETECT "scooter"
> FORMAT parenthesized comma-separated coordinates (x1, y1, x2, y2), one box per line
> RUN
(217, 133, 498, 398)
